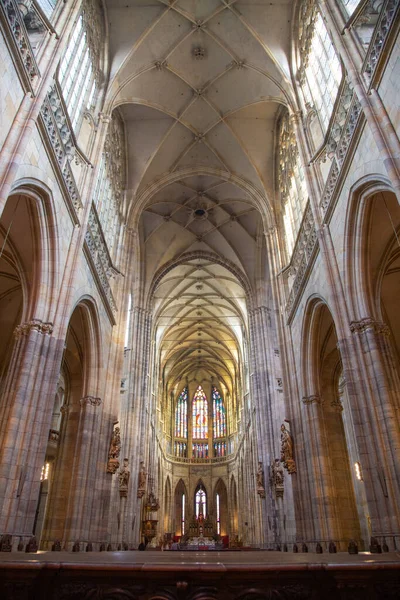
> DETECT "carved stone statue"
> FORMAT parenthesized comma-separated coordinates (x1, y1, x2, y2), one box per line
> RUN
(107, 427, 121, 474)
(119, 458, 130, 498)
(280, 423, 296, 474)
(256, 461, 265, 498)
(137, 461, 146, 499)
(272, 458, 284, 498)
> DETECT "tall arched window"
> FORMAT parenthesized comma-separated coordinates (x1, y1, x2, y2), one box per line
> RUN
(212, 387, 226, 439)
(192, 385, 208, 439)
(58, 1, 104, 130)
(175, 387, 188, 438)
(195, 486, 207, 518)
(216, 493, 220, 534)
(277, 110, 308, 257)
(298, 2, 342, 133)
(182, 493, 186, 534)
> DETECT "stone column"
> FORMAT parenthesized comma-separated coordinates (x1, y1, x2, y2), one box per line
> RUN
(301, 395, 341, 545)
(348, 318, 400, 544)
(40, 393, 103, 550)
(0, 320, 64, 548)
(119, 304, 152, 547)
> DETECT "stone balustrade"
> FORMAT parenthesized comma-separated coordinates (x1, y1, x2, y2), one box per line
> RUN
(362, 0, 400, 83)
(40, 84, 82, 215)
(84, 204, 117, 321)
(286, 202, 318, 317)
(0, 0, 39, 87)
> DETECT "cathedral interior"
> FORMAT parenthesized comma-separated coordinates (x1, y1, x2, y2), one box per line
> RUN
(0, 0, 400, 598)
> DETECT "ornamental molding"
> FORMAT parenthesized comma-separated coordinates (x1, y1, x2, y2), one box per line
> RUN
(80, 396, 102, 407)
(14, 319, 53, 338)
(350, 317, 390, 336)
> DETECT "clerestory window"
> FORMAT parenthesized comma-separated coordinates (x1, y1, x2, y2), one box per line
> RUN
(298, 2, 342, 135)
(58, 1, 104, 130)
(341, 0, 361, 18)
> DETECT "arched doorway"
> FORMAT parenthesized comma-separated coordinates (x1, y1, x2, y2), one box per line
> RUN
(302, 299, 363, 549)
(41, 300, 102, 549)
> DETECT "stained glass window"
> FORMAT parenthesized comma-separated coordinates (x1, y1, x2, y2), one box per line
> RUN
(212, 387, 226, 439)
(213, 441, 226, 458)
(174, 441, 187, 457)
(175, 387, 188, 438)
(192, 386, 208, 439)
(195, 487, 207, 518)
(192, 443, 208, 459)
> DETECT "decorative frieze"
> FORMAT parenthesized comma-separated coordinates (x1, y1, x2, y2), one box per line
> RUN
(80, 396, 102, 407)
(40, 84, 82, 213)
(286, 202, 319, 315)
(14, 319, 53, 337)
(0, 0, 39, 84)
(85, 204, 117, 318)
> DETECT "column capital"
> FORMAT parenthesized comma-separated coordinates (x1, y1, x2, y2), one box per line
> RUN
(14, 319, 54, 338)
(350, 317, 390, 337)
(80, 396, 102, 408)
(330, 398, 343, 413)
(302, 394, 323, 406)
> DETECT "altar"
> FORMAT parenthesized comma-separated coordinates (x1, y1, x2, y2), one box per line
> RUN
(183, 536, 220, 550)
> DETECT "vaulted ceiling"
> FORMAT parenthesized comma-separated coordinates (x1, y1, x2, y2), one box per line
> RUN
(105, 0, 294, 390)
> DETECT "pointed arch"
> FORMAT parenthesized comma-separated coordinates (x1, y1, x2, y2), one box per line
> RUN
(174, 478, 188, 537)
(214, 478, 228, 536)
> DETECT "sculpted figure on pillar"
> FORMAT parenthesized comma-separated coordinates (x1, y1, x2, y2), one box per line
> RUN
(256, 461, 266, 498)
(271, 458, 284, 498)
(119, 458, 130, 497)
(280, 423, 297, 474)
(107, 426, 121, 474)
(137, 461, 147, 498)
